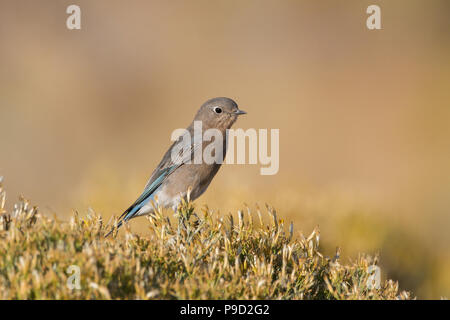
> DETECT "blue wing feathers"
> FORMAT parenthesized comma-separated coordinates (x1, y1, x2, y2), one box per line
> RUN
(104, 165, 178, 237)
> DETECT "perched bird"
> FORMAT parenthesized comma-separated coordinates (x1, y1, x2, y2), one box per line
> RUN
(105, 97, 246, 237)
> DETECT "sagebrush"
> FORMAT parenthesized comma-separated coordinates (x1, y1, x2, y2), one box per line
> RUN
(0, 182, 411, 299)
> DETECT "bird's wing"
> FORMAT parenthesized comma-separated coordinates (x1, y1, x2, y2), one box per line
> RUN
(105, 134, 201, 237)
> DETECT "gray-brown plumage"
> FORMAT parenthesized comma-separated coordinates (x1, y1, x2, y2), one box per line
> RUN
(105, 97, 246, 236)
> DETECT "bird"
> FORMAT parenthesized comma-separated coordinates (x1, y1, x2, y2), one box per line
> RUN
(105, 97, 246, 237)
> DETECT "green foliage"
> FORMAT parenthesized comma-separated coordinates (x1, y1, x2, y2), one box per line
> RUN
(0, 183, 411, 300)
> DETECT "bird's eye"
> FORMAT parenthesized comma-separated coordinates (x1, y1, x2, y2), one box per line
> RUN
(213, 107, 222, 114)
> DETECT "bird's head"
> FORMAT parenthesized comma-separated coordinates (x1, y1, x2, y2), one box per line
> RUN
(194, 97, 246, 130)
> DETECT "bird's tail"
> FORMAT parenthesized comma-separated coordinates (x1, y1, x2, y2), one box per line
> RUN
(104, 165, 179, 238)
(104, 203, 138, 237)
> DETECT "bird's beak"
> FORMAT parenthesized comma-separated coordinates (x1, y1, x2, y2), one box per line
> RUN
(234, 109, 247, 115)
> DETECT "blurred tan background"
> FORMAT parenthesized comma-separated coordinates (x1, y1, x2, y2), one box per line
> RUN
(1, 0, 449, 298)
